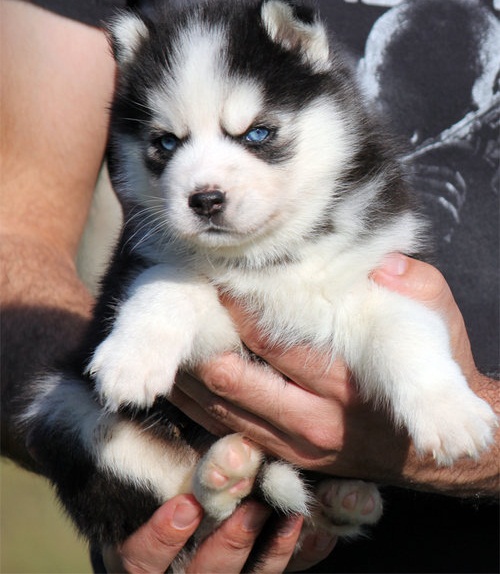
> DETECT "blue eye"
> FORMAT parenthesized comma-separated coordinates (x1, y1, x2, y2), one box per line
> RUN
(158, 133, 179, 152)
(244, 127, 271, 144)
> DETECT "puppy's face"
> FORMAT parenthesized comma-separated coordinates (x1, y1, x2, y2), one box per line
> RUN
(110, 2, 355, 254)
(145, 35, 298, 249)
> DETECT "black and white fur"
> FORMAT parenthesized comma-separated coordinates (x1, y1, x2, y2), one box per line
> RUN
(21, 0, 497, 568)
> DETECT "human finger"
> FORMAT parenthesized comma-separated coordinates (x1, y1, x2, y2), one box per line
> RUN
(188, 356, 340, 444)
(186, 501, 270, 573)
(286, 530, 338, 572)
(176, 362, 344, 468)
(175, 368, 306, 455)
(104, 494, 203, 574)
(370, 253, 454, 313)
(371, 253, 476, 376)
(254, 514, 304, 573)
(191, 355, 312, 434)
(171, 374, 233, 437)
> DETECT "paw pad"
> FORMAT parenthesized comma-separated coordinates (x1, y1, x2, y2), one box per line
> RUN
(314, 479, 383, 537)
(192, 434, 263, 521)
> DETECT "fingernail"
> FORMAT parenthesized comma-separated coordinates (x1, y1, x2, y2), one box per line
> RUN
(172, 500, 202, 530)
(278, 515, 302, 538)
(379, 253, 408, 276)
(241, 505, 270, 533)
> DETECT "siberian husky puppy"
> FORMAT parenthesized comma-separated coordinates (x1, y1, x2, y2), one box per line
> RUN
(22, 0, 496, 568)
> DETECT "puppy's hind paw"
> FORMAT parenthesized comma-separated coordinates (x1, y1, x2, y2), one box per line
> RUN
(193, 434, 263, 521)
(313, 479, 383, 537)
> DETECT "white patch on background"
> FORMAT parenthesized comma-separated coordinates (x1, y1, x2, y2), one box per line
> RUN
(473, 11, 500, 108)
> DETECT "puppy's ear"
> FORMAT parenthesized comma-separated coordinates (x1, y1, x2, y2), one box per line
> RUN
(261, 0, 330, 72)
(108, 12, 149, 66)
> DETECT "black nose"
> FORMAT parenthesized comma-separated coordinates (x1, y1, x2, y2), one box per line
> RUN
(188, 189, 226, 217)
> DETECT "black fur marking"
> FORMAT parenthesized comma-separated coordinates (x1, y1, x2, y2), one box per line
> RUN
(225, 4, 339, 111)
(27, 398, 160, 546)
(144, 135, 180, 178)
(63, 217, 153, 380)
(123, 396, 217, 455)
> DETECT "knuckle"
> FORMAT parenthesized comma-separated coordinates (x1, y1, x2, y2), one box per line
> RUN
(301, 424, 338, 453)
(264, 517, 303, 562)
(221, 531, 254, 553)
(202, 357, 240, 397)
(149, 520, 174, 547)
(206, 401, 231, 423)
(246, 336, 277, 361)
(140, 520, 184, 556)
(423, 264, 447, 294)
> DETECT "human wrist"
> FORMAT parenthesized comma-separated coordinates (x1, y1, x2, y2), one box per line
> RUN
(396, 371, 499, 497)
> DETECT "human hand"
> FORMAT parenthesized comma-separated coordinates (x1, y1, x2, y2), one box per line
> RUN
(371, 253, 477, 380)
(103, 493, 318, 573)
(172, 255, 498, 496)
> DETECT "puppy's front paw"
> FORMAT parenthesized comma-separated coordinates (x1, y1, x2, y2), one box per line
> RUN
(86, 330, 181, 411)
(314, 479, 383, 537)
(407, 368, 498, 466)
(193, 434, 263, 521)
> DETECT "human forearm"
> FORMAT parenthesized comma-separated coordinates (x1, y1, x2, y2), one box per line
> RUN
(1, 0, 114, 469)
(0, 234, 94, 469)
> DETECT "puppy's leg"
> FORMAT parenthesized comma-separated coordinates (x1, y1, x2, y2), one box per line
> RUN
(87, 264, 239, 411)
(345, 283, 497, 465)
(21, 373, 199, 546)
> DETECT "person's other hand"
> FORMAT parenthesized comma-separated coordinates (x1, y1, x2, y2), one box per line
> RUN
(104, 493, 321, 573)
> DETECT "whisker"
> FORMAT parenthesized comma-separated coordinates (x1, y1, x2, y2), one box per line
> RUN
(129, 218, 170, 253)
(139, 412, 164, 434)
(123, 204, 167, 251)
